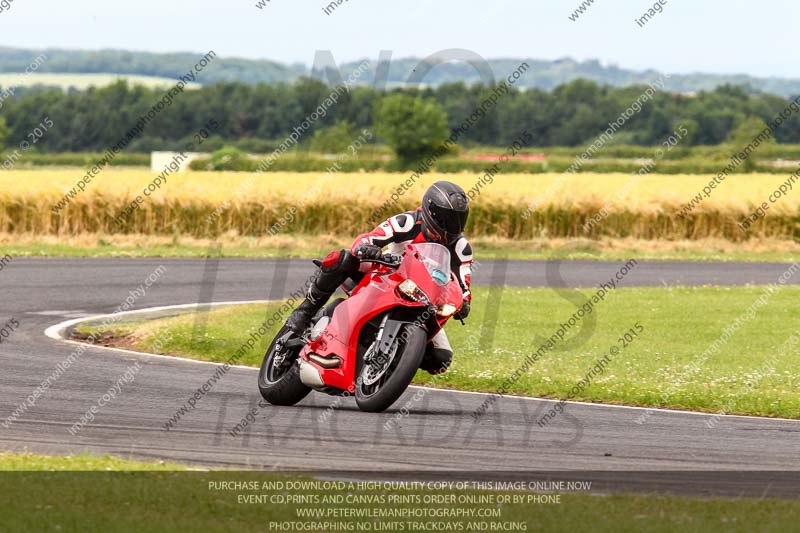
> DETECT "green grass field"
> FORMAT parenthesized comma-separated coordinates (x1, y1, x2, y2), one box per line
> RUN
(76, 285, 800, 419)
(2, 453, 798, 532)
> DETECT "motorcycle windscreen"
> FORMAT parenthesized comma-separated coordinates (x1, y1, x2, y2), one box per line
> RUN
(413, 243, 451, 286)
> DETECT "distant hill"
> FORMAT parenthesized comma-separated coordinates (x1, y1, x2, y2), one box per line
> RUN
(0, 47, 302, 85)
(1, 47, 799, 97)
(339, 57, 800, 97)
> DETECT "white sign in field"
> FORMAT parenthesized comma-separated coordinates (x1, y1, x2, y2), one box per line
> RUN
(150, 151, 202, 173)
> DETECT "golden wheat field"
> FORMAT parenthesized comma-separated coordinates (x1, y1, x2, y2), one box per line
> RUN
(1, 169, 797, 240)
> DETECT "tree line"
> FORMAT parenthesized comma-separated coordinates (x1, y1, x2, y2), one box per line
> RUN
(4, 48, 800, 96)
(2, 78, 800, 154)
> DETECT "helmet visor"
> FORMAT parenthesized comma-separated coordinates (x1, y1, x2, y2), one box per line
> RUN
(429, 204, 468, 235)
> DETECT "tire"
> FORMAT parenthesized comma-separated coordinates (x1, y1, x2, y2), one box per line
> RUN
(355, 323, 426, 413)
(258, 326, 311, 406)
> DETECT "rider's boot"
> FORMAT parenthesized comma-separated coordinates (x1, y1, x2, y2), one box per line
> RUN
(285, 250, 356, 335)
(285, 282, 335, 335)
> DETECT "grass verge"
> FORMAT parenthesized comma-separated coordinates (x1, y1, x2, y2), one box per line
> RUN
(3, 233, 800, 262)
(0, 454, 798, 532)
(76, 285, 800, 419)
(0, 452, 186, 471)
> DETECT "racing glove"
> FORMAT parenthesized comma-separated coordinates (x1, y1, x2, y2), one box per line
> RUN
(353, 244, 382, 261)
(454, 299, 470, 320)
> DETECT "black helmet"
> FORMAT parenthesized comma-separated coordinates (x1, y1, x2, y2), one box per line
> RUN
(421, 181, 469, 245)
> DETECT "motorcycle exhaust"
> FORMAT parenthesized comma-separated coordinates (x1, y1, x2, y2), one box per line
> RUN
(298, 359, 326, 389)
(308, 353, 341, 369)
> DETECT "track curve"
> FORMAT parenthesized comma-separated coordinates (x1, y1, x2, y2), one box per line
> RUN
(1, 258, 799, 494)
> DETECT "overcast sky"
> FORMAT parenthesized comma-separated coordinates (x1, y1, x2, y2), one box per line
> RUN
(1, 0, 797, 78)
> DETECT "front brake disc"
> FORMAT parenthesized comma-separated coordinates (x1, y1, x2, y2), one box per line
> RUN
(361, 341, 399, 386)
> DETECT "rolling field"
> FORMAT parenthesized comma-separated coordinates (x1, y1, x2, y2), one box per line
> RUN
(1, 169, 798, 241)
(0, 72, 200, 90)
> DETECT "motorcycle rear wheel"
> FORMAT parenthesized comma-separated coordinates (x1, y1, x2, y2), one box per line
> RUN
(355, 323, 425, 413)
(258, 326, 311, 406)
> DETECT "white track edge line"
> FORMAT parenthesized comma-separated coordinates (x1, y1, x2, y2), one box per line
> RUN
(44, 301, 800, 424)
(43, 300, 274, 370)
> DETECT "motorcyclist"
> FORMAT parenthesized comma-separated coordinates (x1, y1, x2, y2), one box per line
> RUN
(285, 181, 473, 375)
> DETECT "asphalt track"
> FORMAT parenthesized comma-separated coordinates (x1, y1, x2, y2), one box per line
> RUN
(1, 258, 799, 496)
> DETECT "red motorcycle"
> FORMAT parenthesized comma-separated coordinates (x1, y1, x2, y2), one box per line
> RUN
(258, 242, 464, 412)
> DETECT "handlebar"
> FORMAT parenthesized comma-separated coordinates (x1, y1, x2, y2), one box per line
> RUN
(364, 253, 402, 267)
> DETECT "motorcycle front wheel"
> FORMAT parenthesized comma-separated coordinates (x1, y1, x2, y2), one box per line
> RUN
(258, 325, 311, 406)
(355, 323, 426, 413)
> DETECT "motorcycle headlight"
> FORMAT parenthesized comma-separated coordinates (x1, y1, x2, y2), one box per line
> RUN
(436, 304, 457, 318)
(397, 280, 430, 303)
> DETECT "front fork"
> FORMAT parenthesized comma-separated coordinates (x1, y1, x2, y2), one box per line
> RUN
(364, 315, 389, 364)
(273, 332, 306, 368)
(364, 314, 427, 376)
